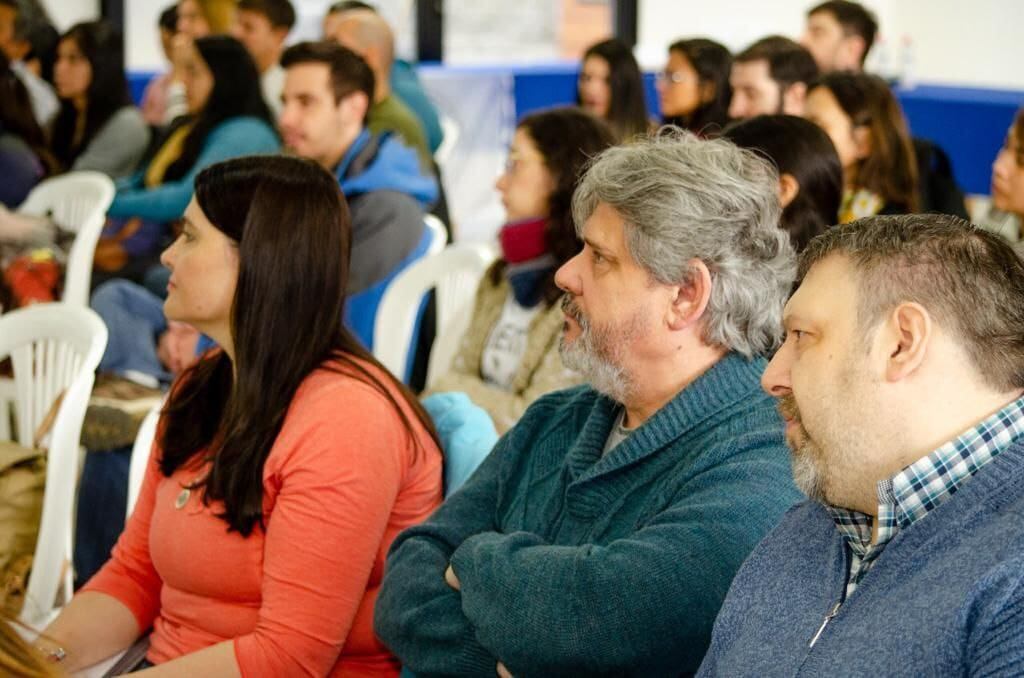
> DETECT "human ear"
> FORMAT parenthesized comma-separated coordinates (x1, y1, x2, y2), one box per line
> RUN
(779, 173, 801, 209)
(667, 259, 713, 331)
(852, 124, 872, 161)
(782, 82, 808, 116)
(883, 302, 932, 382)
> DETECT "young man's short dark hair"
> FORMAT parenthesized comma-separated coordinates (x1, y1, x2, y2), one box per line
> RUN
(735, 35, 818, 90)
(238, 0, 296, 31)
(808, 0, 878, 65)
(327, 1, 376, 14)
(158, 3, 178, 33)
(281, 40, 375, 108)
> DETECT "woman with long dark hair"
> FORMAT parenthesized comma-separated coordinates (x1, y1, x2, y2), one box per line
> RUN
(576, 38, 650, 142)
(51, 20, 150, 177)
(656, 38, 732, 137)
(805, 71, 919, 221)
(724, 114, 842, 252)
(43, 155, 443, 675)
(426, 107, 615, 433)
(97, 35, 278, 281)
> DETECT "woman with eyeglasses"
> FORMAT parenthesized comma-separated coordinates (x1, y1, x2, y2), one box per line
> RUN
(426, 107, 615, 433)
(576, 38, 650, 143)
(656, 38, 732, 137)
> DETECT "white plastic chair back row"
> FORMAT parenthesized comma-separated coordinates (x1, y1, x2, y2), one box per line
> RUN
(127, 404, 162, 518)
(434, 115, 460, 167)
(0, 304, 107, 626)
(424, 214, 448, 256)
(373, 244, 496, 383)
(18, 171, 115, 307)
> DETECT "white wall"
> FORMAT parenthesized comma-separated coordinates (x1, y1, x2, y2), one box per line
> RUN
(38, 0, 98, 32)
(637, 0, 1024, 91)
(125, 0, 415, 73)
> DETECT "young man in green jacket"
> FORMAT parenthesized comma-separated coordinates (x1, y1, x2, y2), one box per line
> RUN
(375, 131, 803, 676)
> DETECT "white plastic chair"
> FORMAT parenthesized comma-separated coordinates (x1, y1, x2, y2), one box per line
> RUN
(373, 244, 496, 383)
(0, 304, 107, 627)
(126, 404, 162, 518)
(434, 115, 460, 168)
(424, 214, 448, 256)
(17, 171, 115, 307)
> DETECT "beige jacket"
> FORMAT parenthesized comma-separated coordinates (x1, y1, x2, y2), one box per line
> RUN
(426, 275, 581, 433)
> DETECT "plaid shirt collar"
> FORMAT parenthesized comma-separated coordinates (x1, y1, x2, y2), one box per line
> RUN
(826, 395, 1024, 595)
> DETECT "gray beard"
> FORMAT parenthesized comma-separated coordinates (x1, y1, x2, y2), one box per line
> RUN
(559, 334, 635, 404)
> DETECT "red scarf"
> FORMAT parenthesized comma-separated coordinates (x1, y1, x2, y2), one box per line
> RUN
(498, 217, 548, 263)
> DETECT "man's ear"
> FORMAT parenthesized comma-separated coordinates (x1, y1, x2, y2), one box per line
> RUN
(667, 259, 713, 331)
(882, 302, 932, 382)
(340, 90, 370, 122)
(842, 35, 868, 71)
(781, 81, 808, 115)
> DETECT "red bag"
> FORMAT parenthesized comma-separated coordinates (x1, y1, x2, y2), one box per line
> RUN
(2, 250, 61, 307)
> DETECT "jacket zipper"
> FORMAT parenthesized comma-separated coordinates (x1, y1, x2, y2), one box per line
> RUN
(808, 601, 842, 648)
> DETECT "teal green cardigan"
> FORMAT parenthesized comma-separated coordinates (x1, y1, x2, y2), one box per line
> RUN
(374, 352, 803, 676)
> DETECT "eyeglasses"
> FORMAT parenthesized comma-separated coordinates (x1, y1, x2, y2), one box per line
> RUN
(656, 70, 694, 85)
(504, 150, 545, 174)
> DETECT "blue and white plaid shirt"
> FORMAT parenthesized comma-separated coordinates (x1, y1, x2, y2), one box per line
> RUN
(826, 395, 1024, 599)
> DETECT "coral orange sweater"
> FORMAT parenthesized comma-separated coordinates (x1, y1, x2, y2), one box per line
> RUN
(83, 361, 443, 676)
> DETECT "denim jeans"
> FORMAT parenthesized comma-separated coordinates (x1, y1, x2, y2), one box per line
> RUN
(74, 446, 130, 587)
(90, 279, 170, 383)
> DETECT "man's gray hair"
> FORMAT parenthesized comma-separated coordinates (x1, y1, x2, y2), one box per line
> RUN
(572, 128, 795, 357)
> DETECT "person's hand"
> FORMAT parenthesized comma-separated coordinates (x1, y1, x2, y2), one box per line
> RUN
(444, 564, 461, 591)
(496, 661, 513, 677)
(157, 322, 201, 375)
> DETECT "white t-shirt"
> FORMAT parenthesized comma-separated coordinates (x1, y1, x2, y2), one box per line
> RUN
(602, 408, 634, 455)
(480, 294, 542, 391)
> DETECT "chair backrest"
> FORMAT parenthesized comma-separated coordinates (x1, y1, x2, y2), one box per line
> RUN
(0, 304, 107, 626)
(127, 404, 162, 518)
(18, 171, 115, 307)
(434, 115, 460, 168)
(424, 214, 447, 256)
(373, 243, 496, 382)
(344, 218, 442, 350)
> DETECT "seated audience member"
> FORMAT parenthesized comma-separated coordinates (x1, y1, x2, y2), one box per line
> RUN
(805, 72, 918, 222)
(140, 4, 183, 126)
(656, 38, 732, 137)
(324, 0, 443, 154)
(800, 0, 877, 74)
(177, 0, 235, 37)
(983, 108, 1024, 242)
(327, 8, 431, 167)
(426, 107, 615, 433)
(576, 38, 650, 142)
(724, 114, 842, 252)
(729, 36, 818, 120)
(375, 131, 803, 676)
(43, 155, 444, 675)
(231, 0, 294, 118)
(280, 40, 437, 294)
(51, 21, 150, 179)
(698, 214, 1024, 676)
(82, 39, 434, 446)
(97, 35, 278, 283)
(0, 0, 57, 127)
(0, 52, 55, 208)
